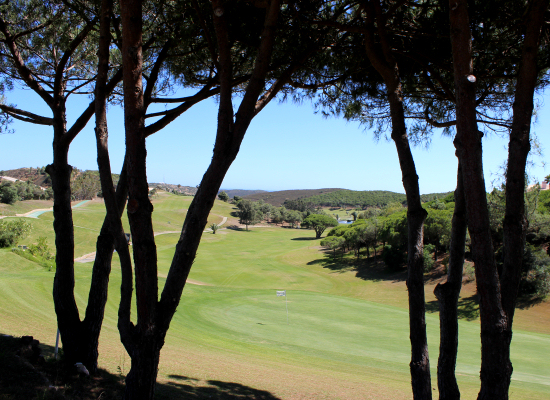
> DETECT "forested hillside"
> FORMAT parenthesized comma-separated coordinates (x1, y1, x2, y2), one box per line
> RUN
(280, 189, 451, 210)
(243, 188, 343, 206)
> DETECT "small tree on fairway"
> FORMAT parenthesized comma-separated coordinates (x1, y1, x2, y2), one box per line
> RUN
(237, 199, 263, 231)
(302, 214, 338, 239)
(210, 223, 219, 234)
(218, 191, 229, 202)
(285, 210, 303, 228)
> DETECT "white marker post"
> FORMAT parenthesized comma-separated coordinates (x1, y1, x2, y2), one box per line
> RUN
(276, 290, 288, 324)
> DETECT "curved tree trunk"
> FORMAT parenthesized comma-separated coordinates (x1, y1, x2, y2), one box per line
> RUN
(117, 1, 283, 398)
(80, 0, 130, 374)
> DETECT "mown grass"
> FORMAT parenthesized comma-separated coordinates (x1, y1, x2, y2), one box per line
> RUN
(0, 199, 54, 217)
(1, 192, 549, 399)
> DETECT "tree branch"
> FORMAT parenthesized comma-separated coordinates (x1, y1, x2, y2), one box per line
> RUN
(0, 17, 53, 106)
(0, 104, 53, 125)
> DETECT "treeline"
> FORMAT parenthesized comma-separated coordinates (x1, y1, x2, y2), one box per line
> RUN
(0, 180, 53, 204)
(323, 189, 550, 299)
(283, 189, 450, 210)
(232, 198, 312, 230)
(0, 168, 121, 204)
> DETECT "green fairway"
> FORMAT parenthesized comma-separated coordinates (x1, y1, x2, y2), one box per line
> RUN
(1, 193, 549, 399)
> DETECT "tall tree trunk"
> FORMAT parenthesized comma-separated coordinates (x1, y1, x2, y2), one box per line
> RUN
(362, 1, 431, 397)
(48, 97, 85, 367)
(501, 0, 549, 327)
(434, 163, 467, 400)
(123, 337, 162, 400)
(81, 0, 131, 374)
(449, 1, 548, 398)
(119, 0, 162, 397)
(449, 1, 508, 395)
(0, 6, 124, 372)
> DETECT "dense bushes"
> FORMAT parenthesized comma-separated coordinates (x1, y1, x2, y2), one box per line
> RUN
(318, 186, 550, 298)
(11, 236, 55, 270)
(0, 180, 53, 204)
(0, 183, 18, 204)
(520, 245, 550, 298)
(0, 219, 31, 247)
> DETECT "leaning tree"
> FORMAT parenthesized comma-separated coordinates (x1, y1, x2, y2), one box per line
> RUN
(116, 0, 342, 397)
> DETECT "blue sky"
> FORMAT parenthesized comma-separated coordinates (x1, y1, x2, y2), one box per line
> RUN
(1, 86, 548, 195)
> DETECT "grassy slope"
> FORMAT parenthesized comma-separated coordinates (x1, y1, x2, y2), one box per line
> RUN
(0, 193, 549, 399)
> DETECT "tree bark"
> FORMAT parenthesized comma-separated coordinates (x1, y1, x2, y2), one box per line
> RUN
(450, 1, 548, 398)
(434, 163, 467, 400)
(0, 5, 125, 371)
(81, 0, 132, 374)
(501, 0, 549, 327)
(449, 2, 509, 398)
(119, 0, 161, 397)
(362, 2, 431, 398)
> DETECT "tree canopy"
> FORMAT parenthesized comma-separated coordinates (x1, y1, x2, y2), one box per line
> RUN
(302, 214, 339, 239)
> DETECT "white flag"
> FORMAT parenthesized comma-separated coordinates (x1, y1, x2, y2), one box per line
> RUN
(276, 290, 286, 297)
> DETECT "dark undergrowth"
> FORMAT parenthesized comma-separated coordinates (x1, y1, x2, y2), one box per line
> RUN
(0, 334, 281, 399)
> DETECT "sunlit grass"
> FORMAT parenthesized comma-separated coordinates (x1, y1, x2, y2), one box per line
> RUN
(1, 193, 549, 399)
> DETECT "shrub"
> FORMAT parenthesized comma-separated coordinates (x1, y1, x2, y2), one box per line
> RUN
(520, 245, 550, 298)
(423, 244, 435, 272)
(463, 262, 475, 282)
(382, 244, 405, 270)
(0, 183, 18, 204)
(0, 219, 32, 247)
(28, 236, 54, 260)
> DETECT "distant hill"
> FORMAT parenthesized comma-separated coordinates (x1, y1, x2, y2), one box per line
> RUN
(222, 189, 267, 199)
(150, 182, 197, 196)
(299, 189, 406, 208)
(243, 188, 343, 206)
(2, 167, 450, 205)
(242, 188, 452, 209)
(1, 167, 51, 189)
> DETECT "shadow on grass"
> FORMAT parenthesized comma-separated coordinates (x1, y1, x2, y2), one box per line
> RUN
(307, 250, 407, 283)
(0, 334, 281, 400)
(425, 293, 480, 321)
(226, 225, 252, 232)
(158, 375, 282, 399)
(515, 293, 547, 310)
(290, 236, 318, 241)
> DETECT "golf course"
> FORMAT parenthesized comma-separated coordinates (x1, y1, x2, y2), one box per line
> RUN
(1, 192, 549, 399)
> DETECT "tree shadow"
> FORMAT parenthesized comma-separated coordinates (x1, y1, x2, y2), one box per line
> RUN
(515, 293, 546, 310)
(425, 293, 480, 321)
(0, 334, 282, 400)
(226, 225, 247, 231)
(307, 251, 407, 283)
(0, 333, 125, 399)
(157, 375, 282, 399)
(290, 236, 318, 241)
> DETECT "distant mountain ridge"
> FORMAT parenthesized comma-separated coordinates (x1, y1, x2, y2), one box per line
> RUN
(221, 189, 267, 199)
(1, 167, 51, 188)
(149, 182, 197, 196)
(242, 188, 451, 208)
(242, 188, 343, 206)
(2, 168, 449, 207)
